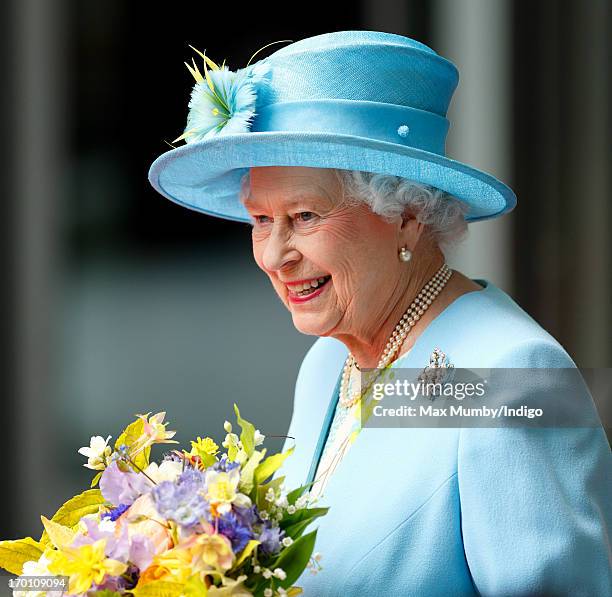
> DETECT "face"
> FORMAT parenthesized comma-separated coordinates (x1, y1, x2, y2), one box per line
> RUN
(242, 166, 411, 342)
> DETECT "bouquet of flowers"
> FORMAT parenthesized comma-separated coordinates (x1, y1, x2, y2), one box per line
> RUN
(0, 406, 327, 596)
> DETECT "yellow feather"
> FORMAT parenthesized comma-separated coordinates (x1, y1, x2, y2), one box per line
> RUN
(184, 60, 203, 83)
(199, 53, 230, 112)
(203, 59, 216, 94)
(188, 45, 220, 70)
(172, 129, 198, 144)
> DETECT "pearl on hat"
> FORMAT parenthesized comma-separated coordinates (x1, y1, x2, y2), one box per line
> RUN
(397, 124, 410, 137)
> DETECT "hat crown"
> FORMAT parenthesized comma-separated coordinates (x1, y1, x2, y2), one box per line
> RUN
(253, 30, 459, 118)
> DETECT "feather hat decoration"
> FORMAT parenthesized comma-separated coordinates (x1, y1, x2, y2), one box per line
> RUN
(173, 43, 287, 144)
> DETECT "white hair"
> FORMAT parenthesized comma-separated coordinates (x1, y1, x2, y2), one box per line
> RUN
(239, 168, 469, 253)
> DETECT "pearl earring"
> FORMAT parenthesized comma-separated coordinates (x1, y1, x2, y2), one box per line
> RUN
(399, 247, 412, 262)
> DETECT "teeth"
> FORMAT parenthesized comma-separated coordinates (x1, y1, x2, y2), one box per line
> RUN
(290, 276, 329, 293)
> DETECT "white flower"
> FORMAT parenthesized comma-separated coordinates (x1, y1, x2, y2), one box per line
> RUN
(98, 518, 116, 533)
(281, 537, 293, 547)
(294, 493, 310, 509)
(260, 511, 269, 521)
(273, 568, 287, 580)
(276, 494, 288, 509)
(253, 565, 261, 573)
(278, 589, 288, 596)
(262, 568, 273, 579)
(313, 552, 322, 561)
(286, 505, 296, 515)
(254, 429, 265, 446)
(144, 460, 183, 483)
(224, 421, 233, 433)
(15, 555, 61, 597)
(263, 589, 273, 597)
(78, 435, 112, 470)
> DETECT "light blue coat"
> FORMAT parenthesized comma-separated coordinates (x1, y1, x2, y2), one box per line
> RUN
(280, 280, 612, 596)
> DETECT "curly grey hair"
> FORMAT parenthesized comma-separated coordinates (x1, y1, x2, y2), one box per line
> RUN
(239, 168, 469, 253)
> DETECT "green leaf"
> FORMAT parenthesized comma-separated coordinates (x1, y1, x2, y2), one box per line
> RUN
(40, 489, 105, 547)
(231, 539, 260, 571)
(286, 481, 316, 506)
(256, 476, 285, 509)
(281, 518, 318, 541)
(279, 507, 329, 532)
(233, 403, 256, 456)
(0, 537, 44, 575)
(272, 530, 318, 589)
(254, 446, 294, 485)
(239, 449, 265, 495)
(90, 471, 102, 488)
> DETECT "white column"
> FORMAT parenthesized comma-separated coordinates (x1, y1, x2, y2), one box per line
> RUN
(432, 0, 514, 291)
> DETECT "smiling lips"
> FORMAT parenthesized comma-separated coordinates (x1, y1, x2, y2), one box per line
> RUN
(285, 275, 332, 302)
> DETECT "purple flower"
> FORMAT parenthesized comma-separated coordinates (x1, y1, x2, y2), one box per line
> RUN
(72, 517, 155, 571)
(234, 504, 259, 527)
(128, 535, 155, 571)
(99, 461, 153, 506)
(213, 454, 241, 473)
(218, 511, 254, 552)
(102, 503, 130, 521)
(152, 468, 207, 527)
(178, 467, 205, 487)
(257, 522, 285, 556)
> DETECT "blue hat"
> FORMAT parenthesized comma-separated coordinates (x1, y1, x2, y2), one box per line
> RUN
(148, 30, 516, 223)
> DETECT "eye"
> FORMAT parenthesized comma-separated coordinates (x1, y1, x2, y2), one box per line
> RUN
(253, 215, 272, 225)
(294, 211, 317, 223)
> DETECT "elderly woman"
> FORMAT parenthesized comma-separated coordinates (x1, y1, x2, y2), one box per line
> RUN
(149, 31, 611, 596)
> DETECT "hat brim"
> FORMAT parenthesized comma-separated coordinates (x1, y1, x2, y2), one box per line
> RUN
(148, 131, 516, 223)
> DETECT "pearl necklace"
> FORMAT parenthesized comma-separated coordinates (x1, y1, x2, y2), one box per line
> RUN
(339, 263, 453, 409)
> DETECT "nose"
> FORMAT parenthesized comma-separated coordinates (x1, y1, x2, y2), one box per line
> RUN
(261, 223, 301, 273)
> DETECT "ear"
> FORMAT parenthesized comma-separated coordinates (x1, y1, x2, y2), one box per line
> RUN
(398, 207, 425, 251)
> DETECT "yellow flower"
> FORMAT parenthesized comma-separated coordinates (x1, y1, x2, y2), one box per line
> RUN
(188, 533, 235, 572)
(130, 412, 178, 458)
(204, 469, 250, 516)
(140, 547, 193, 585)
(189, 436, 219, 468)
(47, 539, 127, 595)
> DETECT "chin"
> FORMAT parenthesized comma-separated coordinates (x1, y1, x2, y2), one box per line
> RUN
(290, 313, 334, 337)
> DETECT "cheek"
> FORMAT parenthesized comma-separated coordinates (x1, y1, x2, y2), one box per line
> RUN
(251, 236, 266, 271)
(251, 238, 287, 298)
(313, 221, 389, 277)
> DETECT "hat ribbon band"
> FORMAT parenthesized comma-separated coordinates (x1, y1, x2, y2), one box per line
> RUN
(251, 99, 449, 155)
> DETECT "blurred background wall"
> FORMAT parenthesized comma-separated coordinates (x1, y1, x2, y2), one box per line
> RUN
(1, 0, 610, 539)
